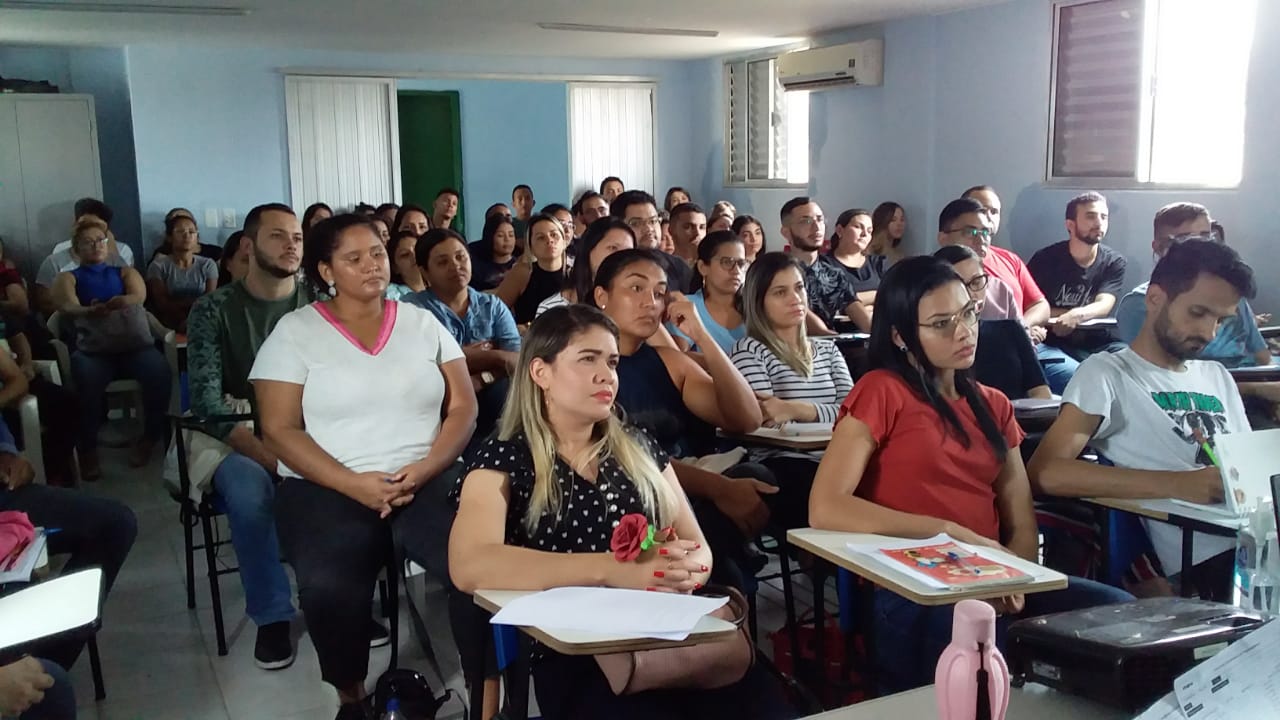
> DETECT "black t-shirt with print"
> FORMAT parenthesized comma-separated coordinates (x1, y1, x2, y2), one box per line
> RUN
(1027, 240, 1127, 350)
(801, 254, 860, 325)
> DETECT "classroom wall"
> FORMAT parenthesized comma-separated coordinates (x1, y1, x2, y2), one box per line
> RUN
(396, 78, 571, 237)
(124, 45, 697, 252)
(695, 0, 1280, 312)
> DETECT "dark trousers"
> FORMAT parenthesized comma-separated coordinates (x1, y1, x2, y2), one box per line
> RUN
(275, 466, 461, 689)
(758, 455, 819, 532)
(70, 348, 171, 449)
(0, 483, 137, 670)
(531, 653, 796, 720)
(3, 376, 80, 485)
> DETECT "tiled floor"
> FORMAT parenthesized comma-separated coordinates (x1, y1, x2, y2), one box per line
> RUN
(63, 445, 831, 720)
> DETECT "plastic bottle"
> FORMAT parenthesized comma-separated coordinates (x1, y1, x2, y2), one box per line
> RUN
(936, 599, 1010, 720)
(381, 697, 407, 720)
(1252, 529, 1278, 614)
(1234, 498, 1276, 610)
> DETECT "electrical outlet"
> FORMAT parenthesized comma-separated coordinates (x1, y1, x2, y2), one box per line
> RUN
(205, 208, 220, 229)
(222, 208, 237, 229)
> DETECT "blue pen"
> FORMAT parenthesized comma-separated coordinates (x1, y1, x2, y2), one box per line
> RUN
(44, 528, 61, 536)
(945, 549, 981, 574)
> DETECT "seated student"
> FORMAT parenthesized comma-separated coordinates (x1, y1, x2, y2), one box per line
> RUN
(664, 186, 691, 212)
(829, 208, 885, 305)
(147, 214, 219, 331)
(1027, 240, 1257, 600)
(149, 207, 224, 264)
(1, 322, 79, 487)
(592, 249, 775, 590)
(484, 202, 511, 223)
(406, 228, 520, 445)
(0, 245, 28, 335)
(600, 175, 625, 204)
(251, 214, 476, 720)
(52, 217, 170, 474)
(779, 196, 872, 334)
(659, 213, 676, 255)
(668, 230, 747, 354)
(611, 190, 695, 293)
(369, 215, 391, 247)
(217, 230, 251, 287)
(1027, 192, 1127, 359)
(809, 255, 1132, 692)
(539, 203, 576, 257)
(732, 215, 766, 264)
(448, 305, 794, 720)
(536, 217, 634, 316)
(302, 202, 333, 231)
(572, 190, 610, 233)
(938, 196, 1074, 393)
(390, 203, 432, 240)
(375, 203, 399, 228)
(0, 409, 137, 680)
(385, 230, 427, 301)
(187, 203, 311, 670)
(511, 185, 537, 240)
(469, 214, 520, 292)
(730, 252, 853, 530)
(432, 188, 460, 231)
(867, 201, 908, 269)
(34, 199, 133, 318)
(0, 656, 75, 720)
(495, 213, 568, 325)
(668, 202, 708, 270)
(936, 245, 1051, 400)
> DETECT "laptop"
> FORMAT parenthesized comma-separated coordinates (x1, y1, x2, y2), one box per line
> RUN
(1173, 428, 1280, 518)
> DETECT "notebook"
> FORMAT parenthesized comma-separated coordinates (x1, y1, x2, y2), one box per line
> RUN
(1172, 428, 1280, 518)
(853, 535, 1031, 590)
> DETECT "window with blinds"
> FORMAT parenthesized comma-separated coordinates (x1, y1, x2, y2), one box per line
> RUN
(1048, 0, 1255, 187)
(568, 83, 655, 201)
(725, 58, 809, 186)
(284, 76, 401, 211)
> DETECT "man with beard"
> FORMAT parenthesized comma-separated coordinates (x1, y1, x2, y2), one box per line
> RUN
(1027, 192, 1128, 358)
(186, 203, 313, 670)
(1028, 240, 1254, 599)
(780, 196, 871, 334)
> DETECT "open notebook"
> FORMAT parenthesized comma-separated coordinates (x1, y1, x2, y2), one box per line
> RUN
(1172, 428, 1280, 518)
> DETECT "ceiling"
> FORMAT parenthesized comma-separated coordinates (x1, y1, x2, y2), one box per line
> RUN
(0, 0, 1005, 59)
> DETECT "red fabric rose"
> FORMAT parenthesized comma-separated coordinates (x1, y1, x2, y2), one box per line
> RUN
(610, 513, 651, 562)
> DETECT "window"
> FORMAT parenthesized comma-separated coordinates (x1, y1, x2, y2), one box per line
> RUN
(725, 58, 810, 187)
(1048, 0, 1256, 187)
(284, 76, 401, 210)
(569, 83, 655, 201)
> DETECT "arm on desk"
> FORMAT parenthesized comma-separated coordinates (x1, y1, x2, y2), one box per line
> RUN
(450, 466, 712, 594)
(1026, 403, 1224, 504)
(808, 416, 1003, 549)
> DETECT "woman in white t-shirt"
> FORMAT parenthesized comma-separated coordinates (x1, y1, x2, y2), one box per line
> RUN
(251, 213, 476, 718)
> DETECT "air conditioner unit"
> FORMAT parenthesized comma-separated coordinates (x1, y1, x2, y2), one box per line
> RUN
(777, 39, 884, 90)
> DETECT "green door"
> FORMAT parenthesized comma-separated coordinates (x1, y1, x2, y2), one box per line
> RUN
(398, 91, 465, 236)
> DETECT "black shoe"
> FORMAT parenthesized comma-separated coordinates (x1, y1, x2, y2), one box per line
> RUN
(334, 699, 373, 720)
(369, 617, 390, 649)
(254, 621, 296, 670)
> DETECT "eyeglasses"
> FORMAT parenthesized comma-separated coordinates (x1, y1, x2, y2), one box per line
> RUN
(78, 237, 108, 247)
(716, 257, 750, 271)
(919, 302, 980, 334)
(790, 215, 824, 227)
(1167, 230, 1223, 246)
(626, 216, 662, 230)
(946, 227, 992, 241)
(963, 273, 989, 293)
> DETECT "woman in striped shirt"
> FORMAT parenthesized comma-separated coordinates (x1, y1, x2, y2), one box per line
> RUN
(730, 252, 853, 530)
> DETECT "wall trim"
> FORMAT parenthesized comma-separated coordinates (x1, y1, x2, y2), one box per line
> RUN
(277, 67, 660, 84)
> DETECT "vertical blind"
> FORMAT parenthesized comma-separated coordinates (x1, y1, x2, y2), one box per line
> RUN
(284, 76, 401, 211)
(726, 58, 789, 184)
(568, 83, 655, 201)
(1049, 0, 1145, 179)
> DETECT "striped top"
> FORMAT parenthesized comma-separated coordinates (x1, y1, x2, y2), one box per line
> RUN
(730, 335, 853, 459)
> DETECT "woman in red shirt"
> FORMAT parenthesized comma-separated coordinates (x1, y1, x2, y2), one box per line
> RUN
(809, 255, 1131, 691)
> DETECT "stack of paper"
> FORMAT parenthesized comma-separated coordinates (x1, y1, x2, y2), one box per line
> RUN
(0, 529, 46, 585)
(846, 533, 1048, 591)
(489, 587, 728, 641)
(1167, 618, 1280, 719)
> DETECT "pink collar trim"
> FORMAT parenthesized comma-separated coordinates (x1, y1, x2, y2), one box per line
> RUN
(313, 300, 397, 356)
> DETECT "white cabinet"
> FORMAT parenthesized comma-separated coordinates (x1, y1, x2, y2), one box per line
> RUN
(0, 94, 103, 277)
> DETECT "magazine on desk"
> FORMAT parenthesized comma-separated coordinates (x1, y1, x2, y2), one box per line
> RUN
(1170, 428, 1280, 519)
(849, 534, 1031, 591)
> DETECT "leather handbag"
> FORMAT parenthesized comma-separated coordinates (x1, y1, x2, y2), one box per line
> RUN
(594, 585, 755, 695)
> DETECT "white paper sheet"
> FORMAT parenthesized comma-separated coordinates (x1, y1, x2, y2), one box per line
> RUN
(489, 587, 729, 641)
(1011, 397, 1063, 414)
(1134, 693, 1183, 720)
(1171, 618, 1280, 719)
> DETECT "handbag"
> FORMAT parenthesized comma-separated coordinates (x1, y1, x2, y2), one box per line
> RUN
(593, 585, 755, 695)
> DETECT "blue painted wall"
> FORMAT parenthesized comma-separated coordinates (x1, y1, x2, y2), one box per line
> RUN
(397, 78, 570, 238)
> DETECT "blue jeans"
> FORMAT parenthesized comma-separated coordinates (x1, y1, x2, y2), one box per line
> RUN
(70, 348, 171, 450)
(2, 659, 76, 720)
(873, 577, 1134, 693)
(1035, 344, 1080, 395)
(212, 452, 296, 627)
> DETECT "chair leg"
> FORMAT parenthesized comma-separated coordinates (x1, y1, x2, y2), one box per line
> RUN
(88, 635, 106, 700)
(200, 511, 228, 656)
(183, 505, 196, 610)
(387, 560, 400, 671)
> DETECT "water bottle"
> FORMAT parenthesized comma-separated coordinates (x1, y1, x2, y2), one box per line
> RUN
(1234, 498, 1276, 610)
(381, 697, 407, 720)
(1252, 529, 1279, 614)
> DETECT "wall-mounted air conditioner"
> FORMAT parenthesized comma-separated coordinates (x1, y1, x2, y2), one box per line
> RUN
(777, 39, 884, 90)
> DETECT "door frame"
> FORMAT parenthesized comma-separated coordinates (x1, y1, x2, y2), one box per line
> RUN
(395, 89, 465, 214)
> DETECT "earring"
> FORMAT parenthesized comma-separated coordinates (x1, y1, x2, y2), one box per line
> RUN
(897, 345, 908, 353)
(328, 282, 337, 297)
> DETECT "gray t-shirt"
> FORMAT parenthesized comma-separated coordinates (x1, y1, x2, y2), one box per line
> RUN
(147, 255, 218, 298)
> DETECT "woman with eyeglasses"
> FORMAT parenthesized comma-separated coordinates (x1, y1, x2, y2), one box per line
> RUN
(936, 246, 1051, 400)
(669, 231, 747, 354)
(729, 252, 852, 530)
(808, 255, 1132, 692)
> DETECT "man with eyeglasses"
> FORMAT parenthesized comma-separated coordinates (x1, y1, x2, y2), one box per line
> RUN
(611, 190, 694, 293)
(1117, 203, 1272, 371)
(780, 196, 872, 334)
(1028, 192, 1128, 358)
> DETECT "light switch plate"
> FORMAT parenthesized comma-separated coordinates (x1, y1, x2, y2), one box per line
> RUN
(205, 208, 220, 229)
(222, 208, 237, 229)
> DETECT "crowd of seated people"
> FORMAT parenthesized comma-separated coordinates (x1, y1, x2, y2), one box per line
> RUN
(9, 173, 1271, 720)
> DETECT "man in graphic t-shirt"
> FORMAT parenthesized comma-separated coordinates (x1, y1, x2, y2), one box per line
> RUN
(1027, 192, 1128, 358)
(1028, 239, 1255, 599)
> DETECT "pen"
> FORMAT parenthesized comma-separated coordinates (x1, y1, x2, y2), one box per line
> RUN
(1192, 428, 1220, 467)
(945, 549, 982, 574)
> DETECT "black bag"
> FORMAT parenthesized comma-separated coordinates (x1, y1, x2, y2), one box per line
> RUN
(372, 668, 455, 720)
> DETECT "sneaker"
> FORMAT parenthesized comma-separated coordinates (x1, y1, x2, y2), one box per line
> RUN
(334, 700, 373, 720)
(369, 618, 390, 648)
(254, 621, 295, 670)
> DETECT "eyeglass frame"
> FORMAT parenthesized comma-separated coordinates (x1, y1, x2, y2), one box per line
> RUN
(944, 227, 992, 240)
(918, 301, 980, 335)
(961, 272, 989, 294)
